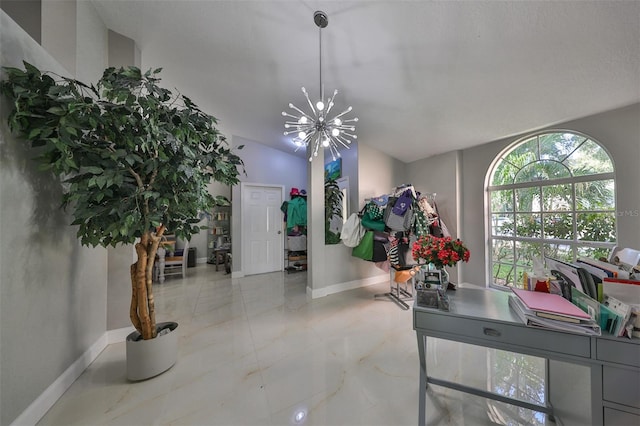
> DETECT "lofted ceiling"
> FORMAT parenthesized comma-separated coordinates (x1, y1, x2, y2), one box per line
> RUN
(91, 0, 640, 163)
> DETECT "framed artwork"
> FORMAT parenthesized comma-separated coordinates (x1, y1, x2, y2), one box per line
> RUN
(324, 159, 341, 182)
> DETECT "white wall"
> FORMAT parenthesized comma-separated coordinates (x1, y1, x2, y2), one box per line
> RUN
(41, 0, 76, 76)
(76, 0, 107, 83)
(108, 29, 140, 71)
(307, 143, 408, 297)
(0, 0, 41, 43)
(406, 150, 460, 282)
(0, 11, 108, 425)
(357, 143, 407, 208)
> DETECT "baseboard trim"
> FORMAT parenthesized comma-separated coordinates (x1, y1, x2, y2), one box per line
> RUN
(108, 326, 136, 344)
(10, 332, 109, 426)
(308, 274, 388, 298)
(11, 327, 134, 426)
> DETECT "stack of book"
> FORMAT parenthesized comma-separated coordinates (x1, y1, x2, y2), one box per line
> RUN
(508, 288, 601, 336)
(577, 257, 631, 280)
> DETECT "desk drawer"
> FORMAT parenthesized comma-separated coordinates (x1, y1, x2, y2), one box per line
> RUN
(603, 407, 640, 426)
(415, 312, 591, 358)
(597, 339, 640, 367)
(603, 365, 640, 409)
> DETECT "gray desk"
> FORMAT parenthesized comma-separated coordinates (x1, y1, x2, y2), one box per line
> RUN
(413, 287, 640, 426)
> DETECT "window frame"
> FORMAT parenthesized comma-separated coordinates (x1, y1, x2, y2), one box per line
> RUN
(485, 130, 617, 289)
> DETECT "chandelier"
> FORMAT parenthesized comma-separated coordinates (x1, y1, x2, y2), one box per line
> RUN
(282, 10, 358, 162)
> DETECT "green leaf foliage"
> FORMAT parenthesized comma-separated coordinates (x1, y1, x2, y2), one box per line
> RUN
(1, 62, 245, 247)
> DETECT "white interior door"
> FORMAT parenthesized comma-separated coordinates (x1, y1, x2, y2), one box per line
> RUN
(242, 184, 284, 276)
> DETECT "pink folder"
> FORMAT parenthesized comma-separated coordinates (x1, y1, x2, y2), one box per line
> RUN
(511, 288, 591, 319)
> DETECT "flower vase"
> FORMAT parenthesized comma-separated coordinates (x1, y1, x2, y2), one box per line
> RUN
(424, 263, 449, 288)
(416, 264, 450, 310)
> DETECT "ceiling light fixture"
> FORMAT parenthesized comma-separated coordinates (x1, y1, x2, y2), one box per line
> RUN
(282, 10, 358, 162)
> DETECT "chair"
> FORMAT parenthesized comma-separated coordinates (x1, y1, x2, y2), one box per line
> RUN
(162, 240, 189, 281)
(374, 264, 420, 310)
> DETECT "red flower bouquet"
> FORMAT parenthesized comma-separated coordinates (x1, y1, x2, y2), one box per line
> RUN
(412, 235, 470, 269)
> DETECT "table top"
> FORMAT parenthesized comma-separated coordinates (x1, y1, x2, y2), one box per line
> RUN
(414, 286, 520, 324)
(414, 286, 639, 344)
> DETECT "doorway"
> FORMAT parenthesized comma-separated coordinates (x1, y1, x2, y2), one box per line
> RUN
(241, 183, 285, 276)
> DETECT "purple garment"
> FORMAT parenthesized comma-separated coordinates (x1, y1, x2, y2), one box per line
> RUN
(392, 190, 412, 216)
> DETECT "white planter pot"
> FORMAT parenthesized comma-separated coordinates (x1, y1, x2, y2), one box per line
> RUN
(126, 322, 178, 381)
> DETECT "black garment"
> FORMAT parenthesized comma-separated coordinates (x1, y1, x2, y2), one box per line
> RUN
(372, 240, 388, 262)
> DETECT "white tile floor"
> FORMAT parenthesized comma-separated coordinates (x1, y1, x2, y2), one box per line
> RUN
(37, 264, 561, 426)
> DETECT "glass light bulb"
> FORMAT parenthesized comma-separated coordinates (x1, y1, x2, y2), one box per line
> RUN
(334, 118, 342, 126)
(316, 101, 325, 111)
(332, 129, 340, 137)
(322, 138, 330, 147)
(298, 131, 306, 139)
(299, 116, 307, 124)
(284, 124, 290, 128)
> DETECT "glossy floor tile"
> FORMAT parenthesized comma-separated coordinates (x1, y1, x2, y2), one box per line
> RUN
(37, 265, 565, 426)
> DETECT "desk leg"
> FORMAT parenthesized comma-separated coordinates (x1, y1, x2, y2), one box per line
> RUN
(417, 332, 427, 426)
(590, 363, 604, 426)
(544, 358, 556, 422)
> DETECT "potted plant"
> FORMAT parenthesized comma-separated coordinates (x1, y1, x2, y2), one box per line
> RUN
(0, 62, 244, 379)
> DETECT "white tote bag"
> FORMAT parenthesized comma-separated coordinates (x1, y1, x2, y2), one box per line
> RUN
(340, 213, 366, 247)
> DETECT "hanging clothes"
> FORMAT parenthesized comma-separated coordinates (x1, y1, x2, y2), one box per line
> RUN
(286, 196, 307, 232)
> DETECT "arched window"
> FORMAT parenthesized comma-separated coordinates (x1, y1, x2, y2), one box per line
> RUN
(487, 131, 616, 287)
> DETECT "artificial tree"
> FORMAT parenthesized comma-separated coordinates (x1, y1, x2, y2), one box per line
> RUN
(1, 62, 244, 340)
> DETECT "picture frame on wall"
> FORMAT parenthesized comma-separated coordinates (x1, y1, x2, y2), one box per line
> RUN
(325, 159, 341, 182)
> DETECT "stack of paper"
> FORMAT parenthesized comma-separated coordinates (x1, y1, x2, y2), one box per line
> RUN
(509, 288, 601, 336)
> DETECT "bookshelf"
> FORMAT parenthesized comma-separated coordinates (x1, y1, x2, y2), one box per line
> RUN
(207, 205, 231, 267)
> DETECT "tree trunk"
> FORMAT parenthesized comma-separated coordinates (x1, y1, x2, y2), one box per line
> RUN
(130, 228, 164, 340)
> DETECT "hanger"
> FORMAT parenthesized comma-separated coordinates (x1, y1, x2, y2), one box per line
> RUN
(391, 184, 417, 199)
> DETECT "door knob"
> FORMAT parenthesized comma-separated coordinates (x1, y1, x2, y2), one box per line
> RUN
(277, 231, 282, 234)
